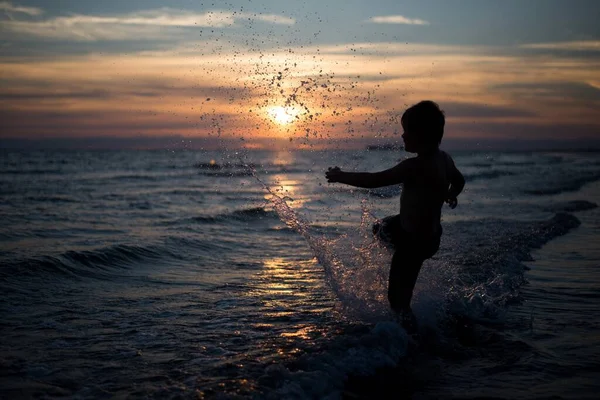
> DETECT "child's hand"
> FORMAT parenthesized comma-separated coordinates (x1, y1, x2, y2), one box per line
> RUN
(446, 196, 458, 209)
(325, 166, 342, 183)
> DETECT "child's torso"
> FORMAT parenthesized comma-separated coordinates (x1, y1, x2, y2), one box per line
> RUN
(399, 150, 451, 236)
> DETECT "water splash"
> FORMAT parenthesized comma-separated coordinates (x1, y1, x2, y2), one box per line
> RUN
(246, 163, 393, 321)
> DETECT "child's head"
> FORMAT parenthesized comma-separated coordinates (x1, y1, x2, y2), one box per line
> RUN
(401, 100, 445, 153)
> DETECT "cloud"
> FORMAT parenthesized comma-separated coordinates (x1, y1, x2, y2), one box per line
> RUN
(304, 42, 479, 56)
(520, 41, 600, 52)
(2, 38, 599, 143)
(367, 15, 429, 25)
(0, 7, 295, 41)
(0, 1, 42, 16)
(443, 102, 534, 118)
(494, 82, 600, 102)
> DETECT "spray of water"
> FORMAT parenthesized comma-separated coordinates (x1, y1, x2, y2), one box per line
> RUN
(245, 162, 394, 321)
(239, 151, 546, 330)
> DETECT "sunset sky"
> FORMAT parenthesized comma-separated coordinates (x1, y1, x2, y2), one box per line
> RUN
(1, 0, 599, 149)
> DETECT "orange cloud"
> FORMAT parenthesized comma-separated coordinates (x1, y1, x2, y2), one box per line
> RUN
(1, 40, 599, 147)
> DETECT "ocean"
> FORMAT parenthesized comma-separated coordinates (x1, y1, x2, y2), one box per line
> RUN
(0, 147, 599, 399)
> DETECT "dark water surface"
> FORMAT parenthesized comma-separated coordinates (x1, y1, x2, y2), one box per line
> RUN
(1, 149, 599, 399)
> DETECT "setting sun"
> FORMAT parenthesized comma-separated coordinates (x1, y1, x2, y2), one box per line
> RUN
(267, 106, 301, 126)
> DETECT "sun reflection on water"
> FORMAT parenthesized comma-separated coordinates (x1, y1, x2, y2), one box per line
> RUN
(258, 151, 309, 209)
(263, 177, 309, 209)
(280, 326, 317, 340)
(247, 257, 334, 341)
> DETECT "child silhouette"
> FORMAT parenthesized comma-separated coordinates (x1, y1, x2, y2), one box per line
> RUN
(325, 100, 465, 333)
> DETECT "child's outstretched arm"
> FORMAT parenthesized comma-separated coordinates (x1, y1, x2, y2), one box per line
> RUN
(446, 160, 465, 209)
(325, 163, 407, 189)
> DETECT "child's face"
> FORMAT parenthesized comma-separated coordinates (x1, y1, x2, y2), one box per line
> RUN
(402, 129, 418, 153)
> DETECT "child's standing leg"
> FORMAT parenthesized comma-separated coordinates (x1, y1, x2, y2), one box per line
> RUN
(388, 251, 423, 312)
(388, 251, 423, 332)
(387, 232, 441, 332)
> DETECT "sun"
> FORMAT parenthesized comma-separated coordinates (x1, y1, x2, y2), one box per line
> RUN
(267, 106, 300, 126)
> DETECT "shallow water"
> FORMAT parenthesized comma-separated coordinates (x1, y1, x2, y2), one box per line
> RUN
(0, 148, 599, 399)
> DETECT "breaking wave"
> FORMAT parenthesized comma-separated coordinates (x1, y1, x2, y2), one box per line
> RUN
(257, 179, 583, 399)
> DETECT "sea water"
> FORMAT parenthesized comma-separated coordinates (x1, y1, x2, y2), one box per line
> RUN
(0, 148, 599, 399)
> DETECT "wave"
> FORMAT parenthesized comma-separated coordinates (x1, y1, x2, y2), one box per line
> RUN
(0, 168, 65, 175)
(524, 171, 600, 195)
(196, 170, 255, 177)
(193, 161, 301, 170)
(102, 174, 162, 182)
(163, 207, 279, 226)
(428, 212, 581, 328)
(0, 227, 125, 241)
(193, 160, 307, 176)
(196, 168, 307, 177)
(194, 161, 261, 170)
(465, 161, 537, 168)
(159, 189, 207, 196)
(230, 207, 274, 219)
(72, 173, 170, 185)
(544, 200, 597, 213)
(258, 181, 582, 399)
(496, 160, 540, 166)
(450, 212, 579, 267)
(462, 156, 560, 169)
(0, 243, 181, 281)
(207, 207, 277, 222)
(24, 195, 79, 203)
(259, 322, 409, 399)
(464, 170, 516, 181)
(465, 162, 493, 168)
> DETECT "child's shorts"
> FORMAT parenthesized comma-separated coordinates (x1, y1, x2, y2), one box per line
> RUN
(372, 214, 403, 246)
(372, 214, 441, 259)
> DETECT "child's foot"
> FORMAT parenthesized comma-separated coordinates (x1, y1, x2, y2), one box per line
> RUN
(395, 309, 418, 335)
(372, 221, 382, 236)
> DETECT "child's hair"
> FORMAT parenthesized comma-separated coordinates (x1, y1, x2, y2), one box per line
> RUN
(401, 100, 445, 146)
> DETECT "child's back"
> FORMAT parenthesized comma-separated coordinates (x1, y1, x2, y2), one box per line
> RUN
(399, 149, 460, 237)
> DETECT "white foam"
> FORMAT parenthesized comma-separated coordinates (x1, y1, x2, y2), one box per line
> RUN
(259, 321, 408, 400)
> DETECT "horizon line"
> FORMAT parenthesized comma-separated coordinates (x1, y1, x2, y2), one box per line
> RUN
(2, 136, 600, 152)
